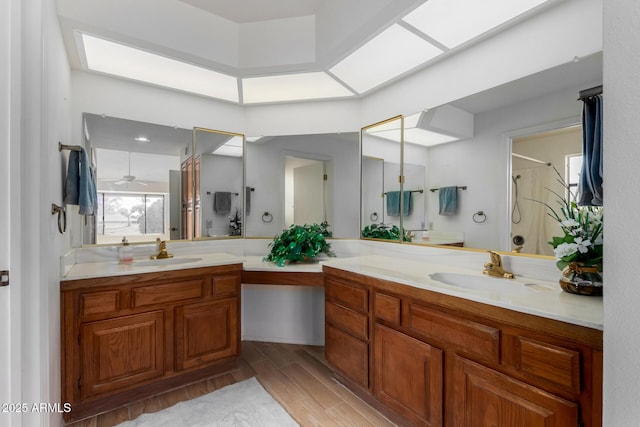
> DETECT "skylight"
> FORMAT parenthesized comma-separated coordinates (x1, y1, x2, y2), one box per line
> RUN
(81, 33, 239, 103)
(329, 24, 443, 94)
(402, 0, 548, 49)
(242, 72, 353, 104)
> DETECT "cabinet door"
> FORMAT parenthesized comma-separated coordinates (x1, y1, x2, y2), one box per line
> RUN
(175, 298, 239, 370)
(80, 311, 165, 399)
(374, 324, 443, 427)
(326, 324, 369, 388)
(453, 356, 578, 427)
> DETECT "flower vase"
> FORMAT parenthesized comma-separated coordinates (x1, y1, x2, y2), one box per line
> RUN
(559, 262, 603, 296)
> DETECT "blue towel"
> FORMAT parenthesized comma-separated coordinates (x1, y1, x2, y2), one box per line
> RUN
(386, 191, 401, 216)
(402, 191, 412, 216)
(63, 148, 97, 215)
(386, 191, 412, 216)
(439, 186, 458, 216)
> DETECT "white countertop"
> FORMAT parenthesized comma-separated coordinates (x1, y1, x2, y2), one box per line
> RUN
(61, 246, 602, 331)
(321, 255, 603, 331)
(62, 252, 245, 281)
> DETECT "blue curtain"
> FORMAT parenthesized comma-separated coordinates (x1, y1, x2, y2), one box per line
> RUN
(578, 94, 603, 206)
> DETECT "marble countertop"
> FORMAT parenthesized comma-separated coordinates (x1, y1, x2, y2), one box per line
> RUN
(321, 255, 603, 331)
(62, 252, 245, 281)
(61, 249, 602, 331)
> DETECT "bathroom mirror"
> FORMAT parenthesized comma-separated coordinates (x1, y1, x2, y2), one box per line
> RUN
(391, 53, 602, 253)
(82, 113, 193, 245)
(245, 132, 360, 238)
(361, 116, 405, 242)
(193, 127, 245, 239)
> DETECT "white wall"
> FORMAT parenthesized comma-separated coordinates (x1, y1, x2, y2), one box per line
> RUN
(603, 1, 640, 425)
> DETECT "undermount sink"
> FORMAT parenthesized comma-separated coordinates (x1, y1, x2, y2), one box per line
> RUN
(429, 272, 551, 295)
(134, 257, 202, 267)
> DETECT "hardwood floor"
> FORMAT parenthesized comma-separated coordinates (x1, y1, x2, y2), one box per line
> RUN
(65, 341, 397, 427)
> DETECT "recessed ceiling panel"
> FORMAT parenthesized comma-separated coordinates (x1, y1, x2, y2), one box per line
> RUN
(403, 0, 549, 49)
(329, 24, 443, 94)
(242, 72, 353, 103)
(82, 33, 239, 102)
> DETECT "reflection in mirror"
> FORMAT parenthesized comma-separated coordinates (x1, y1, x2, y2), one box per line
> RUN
(284, 157, 332, 229)
(510, 125, 582, 255)
(193, 128, 245, 239)
(361, 117, 404, 242)
(245, 133, 359, 238)
(83, 113, 192, 245)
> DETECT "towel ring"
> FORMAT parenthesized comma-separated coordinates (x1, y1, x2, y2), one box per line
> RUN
(262, 212, 273, 223)
(473, 211, 486, 224)
(370, 212, 378, 222)
(51, 203, 67, 234)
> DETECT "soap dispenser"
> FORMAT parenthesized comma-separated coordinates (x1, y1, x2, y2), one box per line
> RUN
(118, 237, 133, 264)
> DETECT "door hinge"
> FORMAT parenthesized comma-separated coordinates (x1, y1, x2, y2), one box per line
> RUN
(77, 378, 81, 391)
(0, 270, 8, 287)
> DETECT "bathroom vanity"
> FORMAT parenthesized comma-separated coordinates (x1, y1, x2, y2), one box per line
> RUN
(322, 257, 603, 427)
(60, 261, 242, 422)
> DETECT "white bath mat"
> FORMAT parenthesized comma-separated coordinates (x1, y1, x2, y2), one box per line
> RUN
(115, 377, 299, 427)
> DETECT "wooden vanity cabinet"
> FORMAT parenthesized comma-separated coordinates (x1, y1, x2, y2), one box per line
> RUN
(61, 264, 241, 422)
(323, 266, 603, 427)
(325, 274, 371, 391)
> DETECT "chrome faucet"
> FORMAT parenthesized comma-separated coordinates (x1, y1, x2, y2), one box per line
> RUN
(483, 251, 514, 279)
(151, 240, 173, 259)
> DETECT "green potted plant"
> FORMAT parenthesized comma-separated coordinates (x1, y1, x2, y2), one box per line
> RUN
(530, 169, 603, 295)
(361, 223, 412, 242)
(264, 223, 336, 267)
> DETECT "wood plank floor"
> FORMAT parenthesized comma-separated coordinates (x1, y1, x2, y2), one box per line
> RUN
(66, 341, 397, 427)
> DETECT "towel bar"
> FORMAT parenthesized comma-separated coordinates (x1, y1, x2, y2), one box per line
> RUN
(58, 142, 82, 152)
(429, 186, 467, 192)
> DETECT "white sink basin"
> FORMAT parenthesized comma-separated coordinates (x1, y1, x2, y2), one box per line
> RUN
(134, 257, 202, 267)
(429, 272, 550, 295)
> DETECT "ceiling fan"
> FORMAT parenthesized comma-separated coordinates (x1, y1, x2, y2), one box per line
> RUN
(102, 152, 148, 186)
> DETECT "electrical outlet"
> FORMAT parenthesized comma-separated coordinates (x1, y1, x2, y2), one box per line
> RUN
(428, 222, 434, 230)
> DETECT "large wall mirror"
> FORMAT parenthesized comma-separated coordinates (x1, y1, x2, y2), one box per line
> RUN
(79, 114, 246, 246)
(245, 132, 360, 238)
(365, 52, 602, 254)
(193, 127, 245, 239)
(82, 113, 193, 245)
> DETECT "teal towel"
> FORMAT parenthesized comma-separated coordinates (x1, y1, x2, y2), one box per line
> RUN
(439, 186, 458, 216)
(386, 191, 412, 216)
(386, 191, 401, 216)
(402, 191, 412, 216)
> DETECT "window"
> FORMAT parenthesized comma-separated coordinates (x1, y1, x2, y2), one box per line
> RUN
(97, 193, 165, 237)
(566, 153, 583, 196)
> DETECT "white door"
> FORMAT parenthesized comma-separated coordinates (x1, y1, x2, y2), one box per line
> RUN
(293, 161, 325, 225)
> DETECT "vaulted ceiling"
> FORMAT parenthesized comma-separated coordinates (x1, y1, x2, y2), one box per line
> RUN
(56, 0, 568, 105)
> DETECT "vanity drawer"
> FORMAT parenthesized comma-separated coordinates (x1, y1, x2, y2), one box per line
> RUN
(326, 301, 368, 340)
(212, 275, 239, 296)
(81, 290, 121, 317)
(516, 337, 581, 393)
(374, 292, 401, 325)
(132, 279, 204, 308)
(408, 303, 500, 365)
(325, 278, 368, 314)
